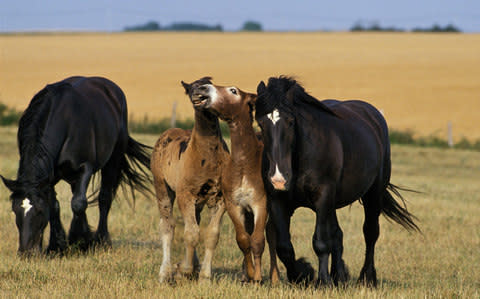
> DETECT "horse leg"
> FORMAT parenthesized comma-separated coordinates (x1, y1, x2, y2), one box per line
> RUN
(329, 212, 349, 285)
(155, 179, 176, 283)
(177, 193, 200, 277)
(250, 202, 267, 282)
(358, 186, 382, 287)
(198, 199, 225, 280)
(266, 216, 280, 284)
(270, 196, 314, 284)
(312, 186, 336, 286)
(68, 164, 93, 250)
(226, 201, 255, 281)
(46, 187, 67, 254)
(94, 156, 122, 247)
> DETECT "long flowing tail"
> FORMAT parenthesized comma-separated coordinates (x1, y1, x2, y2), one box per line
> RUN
(117, 137, 153, 204)
(381, 183, 420, 232)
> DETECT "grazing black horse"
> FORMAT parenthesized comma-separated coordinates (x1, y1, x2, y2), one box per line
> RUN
(255, 76, 419, 286)
(1, 76, 151, 255)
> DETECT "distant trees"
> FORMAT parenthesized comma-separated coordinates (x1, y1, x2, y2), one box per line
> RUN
(412, 24, 461, 33)
(124, 21, 223, 32)
(350, 21, 461, 33)
(124, 21, 161, 31)
(350, 21, 403, 32)
(241, 21, 263, 31)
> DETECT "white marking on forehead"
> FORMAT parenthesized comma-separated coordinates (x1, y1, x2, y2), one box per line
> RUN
(267, 109, 280, 125)
(21, 198, 33, 217)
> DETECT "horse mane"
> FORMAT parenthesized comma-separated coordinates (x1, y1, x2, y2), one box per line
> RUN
(256, 76, 339, 119)
(17, 82, 70, 186)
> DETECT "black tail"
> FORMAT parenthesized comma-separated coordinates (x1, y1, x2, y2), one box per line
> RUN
(381, 183, 420, 232)
(117, 137, 153, 205)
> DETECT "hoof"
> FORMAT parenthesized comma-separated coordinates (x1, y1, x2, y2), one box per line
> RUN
(287, 257, 315, 285)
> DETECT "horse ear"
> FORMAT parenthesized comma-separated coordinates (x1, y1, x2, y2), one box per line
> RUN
(181, 81, 191, 95)
(257, 81, 266, 95)
(286, 85, 297, 104)
(1, 175, 20, 193)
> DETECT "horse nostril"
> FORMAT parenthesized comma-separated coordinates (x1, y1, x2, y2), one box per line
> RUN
(199, 85, 208, 91)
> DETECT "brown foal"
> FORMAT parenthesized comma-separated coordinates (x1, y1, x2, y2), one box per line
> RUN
(191, 80, 279, 283)
(150, 77, 229, 282)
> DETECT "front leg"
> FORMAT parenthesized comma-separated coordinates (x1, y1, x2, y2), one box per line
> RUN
(47, 188, 67, 254)
(68, 164, 94, 250)
(250, 198, 267, 282)
(312, 184, 336, 286)
(270, 195, 314, 284)
(176, 192, 200, 277)
(199, 198, 225, 280)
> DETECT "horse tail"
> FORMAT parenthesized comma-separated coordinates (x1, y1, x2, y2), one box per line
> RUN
(117, 137, 153, 205)
(382, 183, 420, 232)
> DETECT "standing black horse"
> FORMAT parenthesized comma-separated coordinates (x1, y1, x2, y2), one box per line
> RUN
(1, 76, 151, 255)
(255, 76, 419, 286)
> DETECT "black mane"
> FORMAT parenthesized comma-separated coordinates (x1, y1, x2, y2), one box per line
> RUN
(17, 83, 70, 185)
(255, 76, 339, 119)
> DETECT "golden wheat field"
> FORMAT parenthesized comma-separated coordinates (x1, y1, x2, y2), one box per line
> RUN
(1, 32, 480, 140)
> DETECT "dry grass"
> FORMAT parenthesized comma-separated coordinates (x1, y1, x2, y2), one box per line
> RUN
(1, 32, 480, 140)
(0, 127, 479, 298)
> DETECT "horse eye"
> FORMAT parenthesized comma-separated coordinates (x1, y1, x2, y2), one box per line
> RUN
(230, 88, 237, 95)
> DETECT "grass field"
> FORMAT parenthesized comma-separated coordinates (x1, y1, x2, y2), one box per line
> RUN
(1, 32, 480, 140)
(0, 126, 479, 298)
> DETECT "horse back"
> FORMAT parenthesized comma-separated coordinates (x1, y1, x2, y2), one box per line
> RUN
(45, 77, 128, 172)
(296, 100, 390, 207)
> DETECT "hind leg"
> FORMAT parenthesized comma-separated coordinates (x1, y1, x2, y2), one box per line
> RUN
(156, 179, 177, 283)
(198, 199, 225, 280)
(68, 164, 94, 250)
(358, 186, 382, 287)
(330, 212, 349, 285)
(93, 155, 123, 247)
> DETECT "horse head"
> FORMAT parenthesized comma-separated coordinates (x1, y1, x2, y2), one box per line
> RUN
(188, 79, 257, 123)
(255, 78, 297, 192)
(1, 176, 50, 255)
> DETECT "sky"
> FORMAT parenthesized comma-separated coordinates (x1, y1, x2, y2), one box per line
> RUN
(1, 0, 480, 32)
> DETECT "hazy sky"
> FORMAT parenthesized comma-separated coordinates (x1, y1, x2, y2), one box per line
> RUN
(1, 0, 479, 32)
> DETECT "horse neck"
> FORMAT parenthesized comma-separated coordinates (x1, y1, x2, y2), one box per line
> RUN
(17, 142, 53, 185)
(228, 113, 262, 169)
(190, 110, 223, 149)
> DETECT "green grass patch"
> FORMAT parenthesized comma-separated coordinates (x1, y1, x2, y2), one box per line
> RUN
(1, 102, 478, 150)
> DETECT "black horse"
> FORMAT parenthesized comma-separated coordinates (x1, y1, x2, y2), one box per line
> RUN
(1, 76, 151, 255)
(255, 76, 419, 286)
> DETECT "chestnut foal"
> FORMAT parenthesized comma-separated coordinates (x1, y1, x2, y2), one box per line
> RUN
(151, 77, 229, 282)
(191, 80, 279, 283)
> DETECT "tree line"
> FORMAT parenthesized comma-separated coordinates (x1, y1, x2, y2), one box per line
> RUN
(124, 20, 262, 32)
(350, 21, 461, 32)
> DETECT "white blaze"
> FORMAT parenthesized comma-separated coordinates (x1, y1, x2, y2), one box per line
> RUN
(267, 109, 280, 125)
(21, 198, 33, 216)
(271, 164, 286, 183)
(205, 84, 218, 104)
